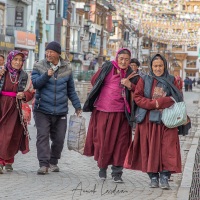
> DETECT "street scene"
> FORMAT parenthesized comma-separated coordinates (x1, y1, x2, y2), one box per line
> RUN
(0, 88, 199, 200)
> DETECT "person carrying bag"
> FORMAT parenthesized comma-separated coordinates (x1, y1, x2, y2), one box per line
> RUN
(153, 75, 190, 134)
(124, 54, 189, 190)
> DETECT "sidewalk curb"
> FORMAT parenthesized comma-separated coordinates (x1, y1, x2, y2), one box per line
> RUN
(177, 100, 200, 200)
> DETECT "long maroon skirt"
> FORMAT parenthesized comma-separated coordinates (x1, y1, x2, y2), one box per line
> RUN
(84, 108, 132, 168)
(124, 113, 182, 174)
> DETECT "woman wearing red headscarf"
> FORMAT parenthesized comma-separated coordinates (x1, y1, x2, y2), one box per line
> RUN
(83, 48, 139, 183)
(0, 50, 35, 174)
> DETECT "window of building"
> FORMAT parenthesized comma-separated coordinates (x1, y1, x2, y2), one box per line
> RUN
(71, 3, 76, 23)
(187, 45, 197, 51)
(96, 13, 101, 25)
(194, 5, 200, 13)
(0, 7, 4, 34)
(186, 72, 196, 77)
(142, 38, 151, 49)
(172, 45, 182, 51)
(186, 60, 196, 68)
(78, 15, 82, 26)
(159, 43, 167, 50)
(89, 33, 96, 48)
(142, 60, 148, 66)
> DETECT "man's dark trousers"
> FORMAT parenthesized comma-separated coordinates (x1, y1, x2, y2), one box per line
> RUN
(34, 111, 67, 167)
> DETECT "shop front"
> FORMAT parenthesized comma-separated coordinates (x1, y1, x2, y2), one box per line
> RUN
(0, 34, 15, 58)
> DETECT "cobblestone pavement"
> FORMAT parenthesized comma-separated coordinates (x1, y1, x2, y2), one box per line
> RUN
(0, 88, 199, 200)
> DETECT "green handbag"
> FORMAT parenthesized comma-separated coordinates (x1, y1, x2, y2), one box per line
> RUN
(161, 97, 187, 128)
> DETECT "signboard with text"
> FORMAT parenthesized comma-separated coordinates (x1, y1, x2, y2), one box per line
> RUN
(15, 31, 36, 49)
(15, 6, 24, 27)
(0, 34, 15, 51)
(63, 0, 68, 19)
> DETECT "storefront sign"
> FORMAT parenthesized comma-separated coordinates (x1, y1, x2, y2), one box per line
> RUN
(35, 43, 39, 54)
(63, 0, 68, 19)
(15, 31, 36, 49)
(15, 6, 24, 27)
(0, 34, 15, 51)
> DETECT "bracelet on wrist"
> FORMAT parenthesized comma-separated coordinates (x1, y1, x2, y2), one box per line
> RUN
(156, 100, 159, 108)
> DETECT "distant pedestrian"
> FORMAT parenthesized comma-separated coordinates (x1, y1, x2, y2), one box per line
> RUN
(130, 58, 140, 73)
(0, 50, 35, 174)
(184, 77, 189, 92)
(124, 54, 183, 190)
(175, 74, 183, 91)
(0, 54, 4, 69)
(129, 58, 142, 132)
(31, 41, 82, 175)
(192, 78, 196, 87)
(188, 78, 193, 91)
(130, 58, 145, 76)
(83, 48, 139, 183)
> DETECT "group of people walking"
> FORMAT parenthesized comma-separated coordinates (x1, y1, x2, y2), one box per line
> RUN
(184, 77, 195, 92)
(0, 41, 189, 191)
(0, 42, 81, 175)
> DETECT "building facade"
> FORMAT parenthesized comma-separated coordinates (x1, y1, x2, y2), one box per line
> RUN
(6, 0, 36, 71)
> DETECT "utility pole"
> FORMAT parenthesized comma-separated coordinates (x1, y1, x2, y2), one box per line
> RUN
(121, 15, 125, 48)
(136, 30, 139, 59)
(97, 1, 115, 67)
(98, 14, 104, 68)
(66, 0, 71, 61)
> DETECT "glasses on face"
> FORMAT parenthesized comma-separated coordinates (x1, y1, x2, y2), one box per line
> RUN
(45, 50, 56, 55)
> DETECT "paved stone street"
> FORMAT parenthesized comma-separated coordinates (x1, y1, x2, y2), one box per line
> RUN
(0, 88, 199, 200)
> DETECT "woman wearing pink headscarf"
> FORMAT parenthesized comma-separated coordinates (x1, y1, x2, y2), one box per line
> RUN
(83, 48, 139, 183)
(0, 50, 35, 174)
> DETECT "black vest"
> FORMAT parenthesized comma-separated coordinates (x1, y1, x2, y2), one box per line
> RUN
(134, 74, 175, 124)
(0, 70, 28, 92)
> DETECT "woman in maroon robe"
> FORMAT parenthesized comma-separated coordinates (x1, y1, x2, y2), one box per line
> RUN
(83, 48, 139, 183)
(124, 54, 182, 189)
(0, 50, 34, 174)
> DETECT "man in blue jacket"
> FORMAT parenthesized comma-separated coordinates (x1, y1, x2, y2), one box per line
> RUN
(31, 41, 81, 175)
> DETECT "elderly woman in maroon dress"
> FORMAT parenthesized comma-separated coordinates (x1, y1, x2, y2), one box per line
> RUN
(83, 48, 139, 183)
(124, 54, 182, 189)
(0, 50, 34, 174)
